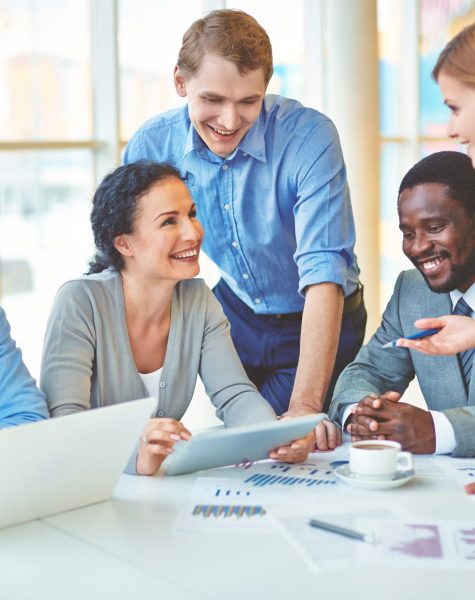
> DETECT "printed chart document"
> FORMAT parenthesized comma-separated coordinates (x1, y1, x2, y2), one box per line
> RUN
(279, 514, 475, 570)
(173, 477, 278, 533)
(278, 510, 399, 571)
(172, 446, 475, 537)
(367, 520, 475, 566)
(436, 456, 475, 492)
(173, 449, 350, 534)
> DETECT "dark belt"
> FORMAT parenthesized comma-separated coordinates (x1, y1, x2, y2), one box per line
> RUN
(268, 285, 363, 321)
(343, 284, 364, 315)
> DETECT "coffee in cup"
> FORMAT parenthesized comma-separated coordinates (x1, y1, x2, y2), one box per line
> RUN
(349, 440, 414, 480)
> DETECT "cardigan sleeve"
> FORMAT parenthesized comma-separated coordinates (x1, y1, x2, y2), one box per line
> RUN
(0, 307, 49, 427)
(198, 288, 276, 427)
(40, 281, 96, 417)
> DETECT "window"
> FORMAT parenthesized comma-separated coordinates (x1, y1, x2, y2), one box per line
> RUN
(378, 0, 475, 306)
(2, 0, 474, 379)
(0, 0, 93, 374)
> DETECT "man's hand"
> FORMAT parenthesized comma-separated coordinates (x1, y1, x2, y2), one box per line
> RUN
(269, 430, 316, 463)
(344, 391, 400, 442)
(279, 410, 342, 452)
(315, 419, 342, 450)
(347, 392, 436, 454)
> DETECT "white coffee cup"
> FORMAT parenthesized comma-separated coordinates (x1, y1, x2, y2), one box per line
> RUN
(349, 440, 414, 480)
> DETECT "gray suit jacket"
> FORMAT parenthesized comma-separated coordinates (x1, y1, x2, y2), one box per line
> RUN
(329, 269, 475, 457)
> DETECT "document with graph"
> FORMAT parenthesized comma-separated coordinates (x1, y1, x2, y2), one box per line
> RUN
(279, 515, 475, 570)
(173, 477, 277, 533)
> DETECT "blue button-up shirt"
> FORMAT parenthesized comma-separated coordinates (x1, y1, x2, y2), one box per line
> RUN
(124, 95, 360, 314)
(0, 308, 49, 427)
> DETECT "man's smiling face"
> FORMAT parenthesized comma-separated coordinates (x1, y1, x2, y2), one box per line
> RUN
(399, 182, 475, 293)
(174, 53, 267, 158)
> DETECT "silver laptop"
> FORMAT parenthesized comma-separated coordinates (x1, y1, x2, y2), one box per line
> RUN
(0, 396, 156, 529)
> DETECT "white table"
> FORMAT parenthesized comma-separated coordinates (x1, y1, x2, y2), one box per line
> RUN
(2, 446, 474, 600)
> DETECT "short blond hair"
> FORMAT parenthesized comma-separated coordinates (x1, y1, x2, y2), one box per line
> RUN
(432, 22, 475, 87)
(177, 9, 273, 84)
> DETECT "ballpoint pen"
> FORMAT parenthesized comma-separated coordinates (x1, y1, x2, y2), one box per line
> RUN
(309, 518, 375, 543)
(382, 328, 441, 349)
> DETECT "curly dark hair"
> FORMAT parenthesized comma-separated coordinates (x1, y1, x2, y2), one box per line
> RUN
(88, 161, 184, 274)
(398, 151, 475, 217)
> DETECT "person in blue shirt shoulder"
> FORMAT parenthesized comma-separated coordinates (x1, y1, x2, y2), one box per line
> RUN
(124, 9, 366, 449)
(0, 307, 49, 427)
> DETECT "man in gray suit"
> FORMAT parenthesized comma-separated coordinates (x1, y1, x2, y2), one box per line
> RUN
(329, 151, 475, 457)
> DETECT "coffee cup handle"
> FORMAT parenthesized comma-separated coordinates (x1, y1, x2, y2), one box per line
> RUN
(396, 451, 414, 473)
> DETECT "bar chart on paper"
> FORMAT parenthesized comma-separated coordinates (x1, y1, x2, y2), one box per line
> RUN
(173, 478, 274, 533)
(379, 521, 475, 565)
(191, 504, 266, 519)
(390, 524, 443, 558)
(243, 473, 337, 488)
(242, 462, 338, 488)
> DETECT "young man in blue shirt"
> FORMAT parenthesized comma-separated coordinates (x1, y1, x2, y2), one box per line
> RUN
(0, 307, 49, 427)
(124, 9, 366, 448)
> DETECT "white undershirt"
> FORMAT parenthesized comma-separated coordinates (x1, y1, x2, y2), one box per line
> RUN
(342, 283, 475, 454)
(138, 367, 163, 399)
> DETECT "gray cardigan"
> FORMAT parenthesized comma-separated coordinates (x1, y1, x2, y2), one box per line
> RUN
(40, 270, 276, 449)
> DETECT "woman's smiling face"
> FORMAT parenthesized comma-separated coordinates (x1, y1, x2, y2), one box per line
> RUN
(438, 71, 475, 168)
(115, 177, 204, 283)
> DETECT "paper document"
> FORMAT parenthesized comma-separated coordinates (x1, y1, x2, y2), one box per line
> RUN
(173, 477, 278, 533)
(279, 513, 475, 570)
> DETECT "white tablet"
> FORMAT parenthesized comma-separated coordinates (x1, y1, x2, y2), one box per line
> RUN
(161, 413, 325, 476)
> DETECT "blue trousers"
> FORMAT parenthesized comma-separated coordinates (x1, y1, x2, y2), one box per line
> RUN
(213, 279, 367, 415)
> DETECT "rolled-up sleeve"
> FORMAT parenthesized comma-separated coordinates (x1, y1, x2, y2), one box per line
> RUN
(292, 120, 356, 296)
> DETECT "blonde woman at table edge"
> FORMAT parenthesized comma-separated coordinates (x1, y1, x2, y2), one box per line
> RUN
(396, 23, 475, 494)
(40, 161, 315, 476)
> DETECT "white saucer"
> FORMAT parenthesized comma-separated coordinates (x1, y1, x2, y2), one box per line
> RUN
(335, 464, 415, 490)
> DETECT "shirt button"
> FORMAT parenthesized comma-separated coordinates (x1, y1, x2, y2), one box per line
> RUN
(224, 203, 231, 211)
(157, 410, 164, 417)
(242, 273, 249, 280)
(159, 381, 166, 388)
(254, 298, 261, 304)
(222, 164, 229, 171)
(231, 241, 238, 248)
(243, 153, 248, 157)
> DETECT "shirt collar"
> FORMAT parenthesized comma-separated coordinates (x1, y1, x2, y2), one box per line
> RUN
(449, 282, 475, 313)
(181, 109, 267, 163)
(183, 124, 200, 158)
(237, 112, 267, 162)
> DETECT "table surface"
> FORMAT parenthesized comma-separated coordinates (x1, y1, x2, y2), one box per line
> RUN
(2, 444, 474, 600)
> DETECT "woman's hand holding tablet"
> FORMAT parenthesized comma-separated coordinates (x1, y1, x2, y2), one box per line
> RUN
(161, 413, 326, 476)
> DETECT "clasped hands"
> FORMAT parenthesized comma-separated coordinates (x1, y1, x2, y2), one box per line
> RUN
(346, 390, 436, 454)
(135, 416, 319, 476)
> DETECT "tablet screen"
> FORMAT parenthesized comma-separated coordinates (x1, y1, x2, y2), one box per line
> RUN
(162, 413, 325, 476)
